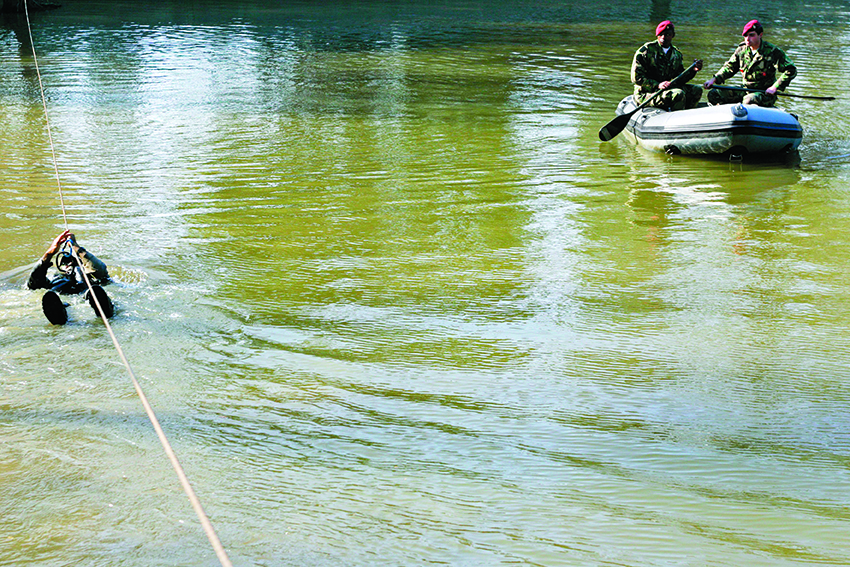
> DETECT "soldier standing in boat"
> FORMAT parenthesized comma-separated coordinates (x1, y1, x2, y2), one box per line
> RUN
(703, 20, 797, 107)
(631, 20, 703, 111)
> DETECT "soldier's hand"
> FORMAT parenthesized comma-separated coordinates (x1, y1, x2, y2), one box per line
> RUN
(43, 229, 70, 260)
(659, 81, 672, 90)
(694, 59, 703, 72)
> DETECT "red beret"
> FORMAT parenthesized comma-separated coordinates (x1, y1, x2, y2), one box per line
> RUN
(655, 20, 674, 36)
(742, 19, 762, 36)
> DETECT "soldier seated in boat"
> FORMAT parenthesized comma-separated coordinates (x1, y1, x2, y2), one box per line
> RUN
(703, 20, 797, 107)
(631, 20, 703, 111)
(27, 229, 113, 325)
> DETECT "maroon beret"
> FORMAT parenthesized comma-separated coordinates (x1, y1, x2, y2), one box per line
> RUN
(742, 19, 763, 36)
(656, 20, 674, 36)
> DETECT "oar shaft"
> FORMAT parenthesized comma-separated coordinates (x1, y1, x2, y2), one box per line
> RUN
(634, 60, 701, 111)
(599, 60, 701, 142)
(711, 85, 835, 101)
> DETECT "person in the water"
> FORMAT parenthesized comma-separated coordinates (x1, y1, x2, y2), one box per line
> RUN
(28, 229, 113, 325)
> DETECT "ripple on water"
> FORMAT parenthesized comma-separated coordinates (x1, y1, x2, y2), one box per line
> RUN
(3, 4, 850, 565)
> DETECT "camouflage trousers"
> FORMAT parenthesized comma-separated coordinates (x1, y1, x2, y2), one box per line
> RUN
(707, 87, 777, 107)
(635, 84, 703, 111)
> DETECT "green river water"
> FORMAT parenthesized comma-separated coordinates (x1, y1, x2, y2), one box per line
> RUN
(2, 1, 850, 565)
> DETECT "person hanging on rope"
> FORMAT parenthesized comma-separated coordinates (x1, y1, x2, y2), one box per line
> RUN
(27, 229, 113, 325)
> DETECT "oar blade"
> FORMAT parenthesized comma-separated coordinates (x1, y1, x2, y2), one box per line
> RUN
(598, 112, 631, 141)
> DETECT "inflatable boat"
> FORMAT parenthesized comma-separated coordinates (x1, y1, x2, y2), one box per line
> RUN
(615, 96, 803, 156)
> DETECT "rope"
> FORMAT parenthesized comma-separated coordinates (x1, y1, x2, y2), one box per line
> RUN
(22, 0, 67, 228)
(23, 4, 234, 566)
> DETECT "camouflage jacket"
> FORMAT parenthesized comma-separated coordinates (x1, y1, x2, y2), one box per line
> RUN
(711, 40, 797, 91)
(631, 41, 697, 95)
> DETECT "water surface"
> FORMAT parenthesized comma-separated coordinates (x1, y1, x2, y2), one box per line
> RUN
(2, 1, 850, 565)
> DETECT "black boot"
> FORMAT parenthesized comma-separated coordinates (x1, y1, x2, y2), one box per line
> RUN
(86, 285, 114, 318)
(42, 291, 68, 325)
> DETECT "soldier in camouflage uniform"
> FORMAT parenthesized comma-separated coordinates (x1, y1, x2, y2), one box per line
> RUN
(632, 20, 703, 111)
(703, 20, 797, 107)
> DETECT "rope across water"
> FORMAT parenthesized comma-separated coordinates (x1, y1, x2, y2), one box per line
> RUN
(22, 4, 234, 566)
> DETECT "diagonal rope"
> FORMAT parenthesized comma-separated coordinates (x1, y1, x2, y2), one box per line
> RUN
(22, 0, 67, 228)
(72, 258, 235, 567)
(23, 4, 233, 566)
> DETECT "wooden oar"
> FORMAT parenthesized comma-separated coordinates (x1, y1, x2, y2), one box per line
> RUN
(599, 60, 700, 142)
(709, 85, 835, 101)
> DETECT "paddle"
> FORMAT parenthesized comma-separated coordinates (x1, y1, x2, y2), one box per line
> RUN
(599, 60, 701, 142)
(709, 85, 835, 101)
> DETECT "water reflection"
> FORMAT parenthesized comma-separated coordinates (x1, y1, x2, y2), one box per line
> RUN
(622, 146, 802, 262)
(1, 13, 33, 57)
(649, 0, 672, 24)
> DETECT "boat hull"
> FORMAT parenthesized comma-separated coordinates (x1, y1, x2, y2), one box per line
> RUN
(616, 96, 803, 155)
